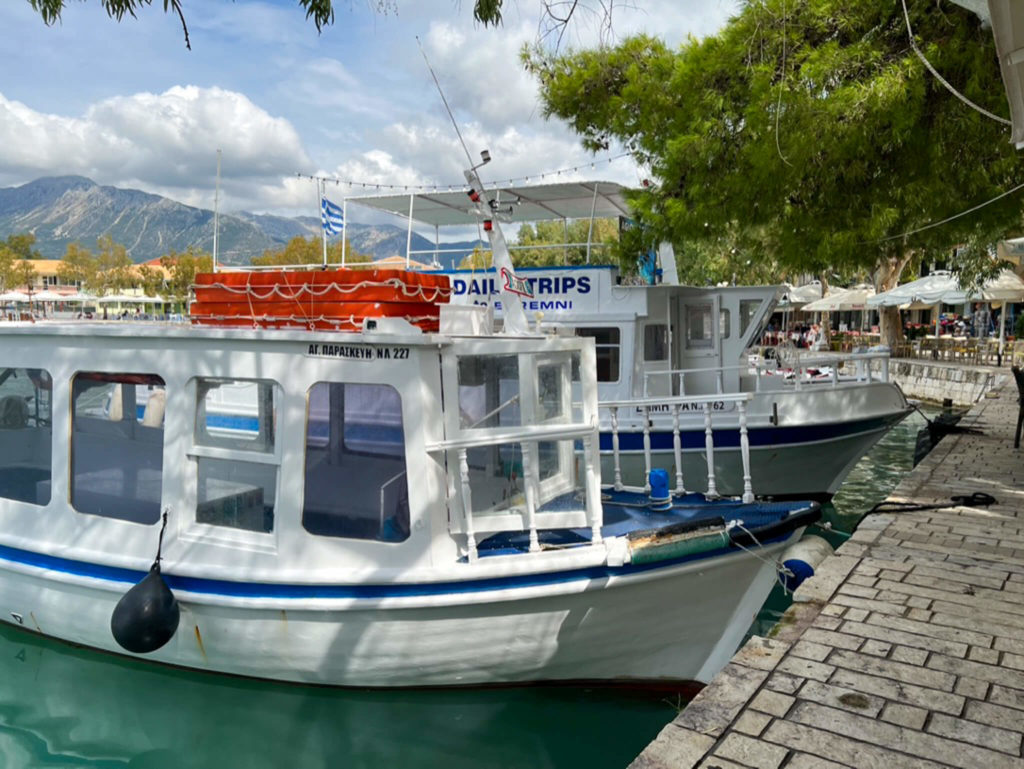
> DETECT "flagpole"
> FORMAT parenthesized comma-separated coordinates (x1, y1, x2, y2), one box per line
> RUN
(212, 149, 221, 273)
(320, 179, 328, 269)
(341, 199, 348, 267)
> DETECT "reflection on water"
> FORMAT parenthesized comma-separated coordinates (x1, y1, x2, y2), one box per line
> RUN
(748, 406, 934, 637)
(0, 409, 934, 768)
(0, 621, 680, 769)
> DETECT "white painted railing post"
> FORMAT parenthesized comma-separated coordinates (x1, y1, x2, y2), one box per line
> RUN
(678, 372, 686, 396)
(703, 402, 718, 498)
(672, 403, 686, 496)
(610, 406, 623, 490)
(458, 448, 478, 562)
(831, 366, 839, 387)
(642, 405, 652, 494)
(520, 444, 540, 553)
(880, 356, 889, 383)
(738, 401, 753, 503)
(716, 370, 724, 394)
(582, 433, 602, 543)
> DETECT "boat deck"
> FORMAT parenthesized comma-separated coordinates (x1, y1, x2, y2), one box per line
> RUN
(631, 381, 1024, 768)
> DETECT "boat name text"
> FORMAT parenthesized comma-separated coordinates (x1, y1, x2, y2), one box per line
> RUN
(306, 344, 410, 360)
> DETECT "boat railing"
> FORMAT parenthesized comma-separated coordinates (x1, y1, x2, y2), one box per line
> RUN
(599, 392, 756, 504)
(425, 420, 602, 563)
(643, 350, 891, 396)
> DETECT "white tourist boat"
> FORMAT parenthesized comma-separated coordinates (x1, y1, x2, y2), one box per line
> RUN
(345, 184, 913, 500)
(0, 165, 818, 688)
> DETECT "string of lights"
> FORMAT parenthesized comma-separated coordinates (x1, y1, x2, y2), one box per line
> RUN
(295, 152, 633, 193)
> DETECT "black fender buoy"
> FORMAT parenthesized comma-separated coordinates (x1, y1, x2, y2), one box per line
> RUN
(111, 511, 180, 654)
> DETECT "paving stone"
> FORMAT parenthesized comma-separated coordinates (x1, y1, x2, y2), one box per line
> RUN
(697, 758, 746, 769)
(792, 555, 860, 605)
(828, 649, 956, 691)
(776, 656, 834, 683)
(731, 637, 789, 672)
(838, 583, 880, 600)
(860, 639, 892, 657)
(987, 685, 1024, 712)
(812, 615, 843, 631)
(840, 619, 968, 657)
(785, 754, 850, 769)
(828, 667, 965, 715)
(890, 644, 929, 666)
(879, 701, 927, 730)
(831, 594, 907, 617)
(820, 604, 845, 618)
(843, 608, 869, 622)
(732, 710, 771, 737)
(929, 652, 1024, 689)
(965, 699, 1024, 733)
(927, 712, 1022, 754)
(629, 725, 715, 769)
(791, 640, 831, 663)
(968, 646, 1000, 665)
(712, 733, 788, 769)
(905, 595, 932, 609)
(862, 612, 994, 653)
(788, 701, 1024, 769)
(762, 719, 949, 769)
(878, 569, 909, 582)
(846, 574, 878, 588)
(765, 673, 802, 695)
(749, 689, 795, 718)
(909, 565, 1006, 590)
(994, 635, 1024, 655)
(907, 608, 933, 622)
(674, 663, 768, 738)
(801, 627, 862, 652)
(955, 676, 990, 700)
(796, 680, 884, 717)
(854, 564, 880, 578)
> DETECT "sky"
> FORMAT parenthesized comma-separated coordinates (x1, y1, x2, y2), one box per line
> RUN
(0, 0, 737, 226)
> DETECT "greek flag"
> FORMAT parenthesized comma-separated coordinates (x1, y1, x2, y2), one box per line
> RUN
(321, 196, 344, 236)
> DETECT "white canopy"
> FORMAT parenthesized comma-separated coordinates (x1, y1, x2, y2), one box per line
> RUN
(98, 293, 164, 304)
(0, 291, 30, 302)
(801, 284, 876, 312)
(62, 291, 98, 303)
(867, 272, 960, 307)
(345, 181, 631, 226)
(779, 281, 822, 308)
(868, 269, 1024, 307)
(31, 290, 66, 302)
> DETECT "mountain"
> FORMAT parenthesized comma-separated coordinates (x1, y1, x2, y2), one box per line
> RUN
(0, 177, 484, 269)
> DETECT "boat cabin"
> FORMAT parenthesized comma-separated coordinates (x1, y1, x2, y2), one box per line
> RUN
(0, 317, 601, 580)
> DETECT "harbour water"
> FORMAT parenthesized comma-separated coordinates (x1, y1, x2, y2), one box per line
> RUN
(0, 410, 930, 768)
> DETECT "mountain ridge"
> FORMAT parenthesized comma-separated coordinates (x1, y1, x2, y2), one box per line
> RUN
(0, 176, 484, 269)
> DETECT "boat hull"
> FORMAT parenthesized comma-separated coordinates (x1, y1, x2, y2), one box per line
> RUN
(600, 384, 912, 500)
(0, 537, 794, 688)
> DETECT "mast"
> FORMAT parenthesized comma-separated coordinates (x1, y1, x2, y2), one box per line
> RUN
(212, 149, 221, 273)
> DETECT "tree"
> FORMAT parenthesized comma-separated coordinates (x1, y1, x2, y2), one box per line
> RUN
(250, 236, 373, 267)
(10, 260, 36, 293)
(29, 0, 511, 49)
(94, 235, 134, 295)
(58, 242, 98, 291)
(512, 218, 619, 266)
(4, 233, 41, 261)
(161, 247, 212, 303)
(135, 263, 165, 297)
(458, 245, 493, 269)
(526, 1, 1024, 345)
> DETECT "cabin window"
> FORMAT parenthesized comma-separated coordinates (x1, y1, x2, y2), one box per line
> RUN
(575, 327, 620, 381)
(191, 378, 279, 534)
(0, 368, 52, 505)
(458, 355, 521, 429)
(302, 382, 409, 542)
(643, 324, 669, 361)
(685, 304, 713, 349)
(739, 300, 760, 336)
(719, 309, 731, 339)
(70, 372, 165, 524)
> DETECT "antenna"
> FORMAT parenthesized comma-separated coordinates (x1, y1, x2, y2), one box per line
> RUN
(416, 36, 474, 169)
(212, 149, 221, 273)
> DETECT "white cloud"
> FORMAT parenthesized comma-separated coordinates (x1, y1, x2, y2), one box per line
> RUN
(0, 87, 310, 211)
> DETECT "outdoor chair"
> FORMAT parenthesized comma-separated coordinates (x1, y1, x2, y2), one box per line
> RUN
(1013, 366, 1024, 449)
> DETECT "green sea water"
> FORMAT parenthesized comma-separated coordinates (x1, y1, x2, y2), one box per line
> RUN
(0, 409, 931, 769)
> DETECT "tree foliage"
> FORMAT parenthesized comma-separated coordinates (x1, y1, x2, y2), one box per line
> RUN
(525, 1, 1024, 341)
(250, 236, 373, 267)
(513, 218, 619, 266)
(161, 247, 212, 302)
(29, 0, 508, 48)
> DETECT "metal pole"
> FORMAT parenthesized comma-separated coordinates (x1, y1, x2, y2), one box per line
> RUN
(585, 184, 599, 264)
(406, 194, 414, 270)
(341, 198, 348, 267)
(320, 179, 328, 268)
(212, 149, 221, 273)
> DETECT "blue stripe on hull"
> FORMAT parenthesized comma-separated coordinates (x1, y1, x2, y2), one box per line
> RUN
(598, 413, 905, 452)
(0, 530, 792, 601)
